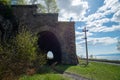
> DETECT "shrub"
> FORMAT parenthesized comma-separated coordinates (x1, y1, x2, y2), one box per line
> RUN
(0, 28, 47, 80)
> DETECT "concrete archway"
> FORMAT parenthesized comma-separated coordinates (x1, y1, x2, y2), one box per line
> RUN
(38, 31, 62, 64)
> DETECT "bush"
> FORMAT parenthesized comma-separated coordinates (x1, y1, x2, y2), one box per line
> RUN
(0, 28, 47, 80)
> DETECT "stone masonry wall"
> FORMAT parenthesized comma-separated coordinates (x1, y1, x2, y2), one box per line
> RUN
(11, 5, 78, 64)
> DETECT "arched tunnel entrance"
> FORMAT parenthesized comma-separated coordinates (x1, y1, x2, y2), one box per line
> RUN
(38, 31, 62, 64)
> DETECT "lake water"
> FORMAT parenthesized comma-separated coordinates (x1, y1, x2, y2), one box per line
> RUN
(94, 53, 120, 61)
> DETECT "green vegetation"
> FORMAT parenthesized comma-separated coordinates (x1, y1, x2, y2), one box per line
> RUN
(1, 1, 120, 80)
(20, 61, 120, 80)
(19, 74, 71, 80)
(19, 65, 72, 80)
(16, 0, 27, 5)
(31, 0, 59, 13)
(0, 0, 11, 5)
(0, 28, 46, 80)
(56, 61, 120, 80)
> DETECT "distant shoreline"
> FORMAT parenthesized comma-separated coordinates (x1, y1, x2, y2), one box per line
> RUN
(94, 53, 120, 56)
(81, 58, 120, 64)
(92, 53, 120, 61)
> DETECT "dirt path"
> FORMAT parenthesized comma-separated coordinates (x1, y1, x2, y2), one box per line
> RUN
(63, 72, 89, 80)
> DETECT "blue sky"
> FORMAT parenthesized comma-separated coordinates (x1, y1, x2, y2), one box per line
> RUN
(19, 0, 120, 57)
(56, 0, 120, 57)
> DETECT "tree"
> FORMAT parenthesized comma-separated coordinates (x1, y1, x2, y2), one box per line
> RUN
(44, 0, 59, 13)
(29, 0, 38, 4)
(90, 54, 93, 59)
(0, 0, 11, 5)
(0, 0, 27, 5)
(16, 0, 27, 5)
(30, 0, 59, 13)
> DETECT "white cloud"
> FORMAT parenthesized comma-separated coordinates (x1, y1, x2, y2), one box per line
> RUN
(83, 0, 120, 33)
(76, 36, 118, 56)
(88, 25, 120, 32)
(86, 18, 110, 28)
(76, 43, 85, 56)
(112, 10, 120, 22)
(75, 31, 83, 36)
(75, 31, 84, 40)
(87, 37, 118, 45)
(84, 12, 105, 22)
(97, 0, 120, 23)
(57, 0, 89, 21)
(57, 0, 120, 55)
(84, 1, 120, 24)
(57, 0, 120, 23)
(77, 26, 84, 29)
(76, 36, 118, 46)
(76, 31, 93, 41)
(98, 0, 120, 13)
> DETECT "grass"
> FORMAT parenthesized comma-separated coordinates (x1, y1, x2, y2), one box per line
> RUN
(19, 60, 120, 80)
(19, 65, 72, 80)
(19, 74, 72, 80)
(56, 61, 120, 80)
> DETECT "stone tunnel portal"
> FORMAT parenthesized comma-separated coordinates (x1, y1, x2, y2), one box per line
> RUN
(38, 31, 62, 64)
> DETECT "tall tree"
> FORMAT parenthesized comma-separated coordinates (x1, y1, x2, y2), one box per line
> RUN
(29, 0, 38, 4)
(0, 0, 11, 5)
(29, 0, 59, 13)
(44, 0, 59, 13)
(17, 0, 27, 5)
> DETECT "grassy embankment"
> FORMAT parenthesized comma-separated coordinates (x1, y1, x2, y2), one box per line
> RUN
(20, 60, 120, 80)
(56, 60, 120, 80)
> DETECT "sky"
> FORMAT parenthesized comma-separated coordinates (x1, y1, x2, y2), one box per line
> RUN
(56, 0, 120, 57)
(12, 0, 120, 57)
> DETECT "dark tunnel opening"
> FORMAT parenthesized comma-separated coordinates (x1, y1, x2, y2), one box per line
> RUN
(38, 31, 62, 65)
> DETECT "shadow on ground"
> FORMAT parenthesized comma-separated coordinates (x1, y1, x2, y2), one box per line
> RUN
(37, 64, 73, 74)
